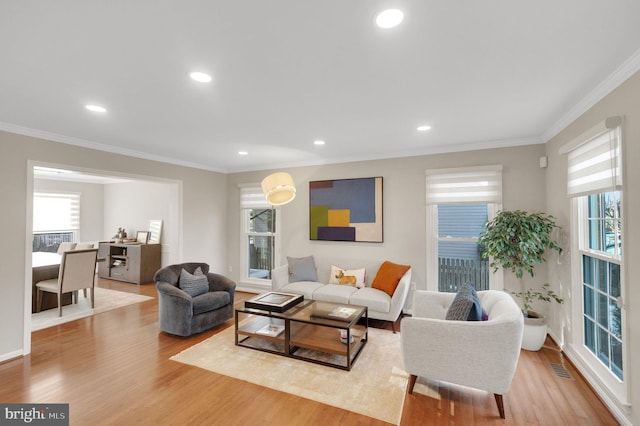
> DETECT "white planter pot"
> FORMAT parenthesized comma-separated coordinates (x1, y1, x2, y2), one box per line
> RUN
(521, 310, 547, 351)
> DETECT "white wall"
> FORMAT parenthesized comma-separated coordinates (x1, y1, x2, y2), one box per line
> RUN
(227, 144, 547, 297)
(104, 181, 179, 266)
(546, 70, 640, 424)
(0, 131, 227, 359)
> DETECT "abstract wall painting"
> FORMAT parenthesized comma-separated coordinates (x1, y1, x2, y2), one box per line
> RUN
(309, 177, 383, 242)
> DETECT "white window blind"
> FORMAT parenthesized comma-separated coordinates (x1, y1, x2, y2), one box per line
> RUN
(239, 185, 269, 209)
(426, 165, 503, 205)
(33, 192, 80, 232)
(562, 118, 622, 197)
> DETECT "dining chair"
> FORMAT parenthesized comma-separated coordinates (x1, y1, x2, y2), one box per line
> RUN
(35, 248, 99, 316)
(56, 242, 77, 255)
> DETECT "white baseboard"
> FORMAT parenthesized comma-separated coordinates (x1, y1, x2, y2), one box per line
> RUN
(562, 345, 632, 425)
(235, 283, 263, 294)
(545, 332, 632, 426)
(0, 349, 24, 363)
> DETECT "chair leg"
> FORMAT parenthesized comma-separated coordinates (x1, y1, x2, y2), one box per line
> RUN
(494, 394, 505, 419)
(391, 320, 396, 333)
(407, 374, 417, 394)
(90, 286, 94, 309)
(36, 289, 42, 313)
(58, 293, 62, 317)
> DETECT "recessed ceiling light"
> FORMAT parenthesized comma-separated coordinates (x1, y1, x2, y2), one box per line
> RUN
(238, 151, 248, 156)
(190, 72, 212, 83)
(314, 140, 325, 146)
(417, 125, 431, 131)
(376, 9, 404, 29)
(85, 104, 106, 113)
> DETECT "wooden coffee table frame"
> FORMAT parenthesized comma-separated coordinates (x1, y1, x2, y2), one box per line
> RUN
(235, 300, 368, 371)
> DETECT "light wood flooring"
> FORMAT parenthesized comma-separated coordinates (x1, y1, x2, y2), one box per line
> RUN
(0, 278, 619, 425)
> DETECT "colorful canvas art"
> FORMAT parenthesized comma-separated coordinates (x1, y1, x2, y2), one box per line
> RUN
(309, 177, 383, 242)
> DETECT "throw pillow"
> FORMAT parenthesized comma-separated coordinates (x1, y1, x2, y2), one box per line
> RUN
(328, 265, 366, 288)
(445, 283, 483, 321)
(287, 256, 318, 282)
(371, 261, 411, 297)
(179, 267, 209, 297)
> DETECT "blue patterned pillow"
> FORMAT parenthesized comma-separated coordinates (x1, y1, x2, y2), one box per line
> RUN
(445, 283, 483, 321)
(179, 267, 209, 297)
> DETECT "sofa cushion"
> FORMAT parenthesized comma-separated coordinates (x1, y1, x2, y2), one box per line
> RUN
(287, 256, 318, 282)
(349, 287, 391, 313)
(371, 261, 410, 297)
(328, 265, 365, 287)
(281, 281, 325, 299)
(313, 284, 357, 304)
(445, 283, 483, 321)
(179, 267, 209, 297)
(192, 291, 231, 315)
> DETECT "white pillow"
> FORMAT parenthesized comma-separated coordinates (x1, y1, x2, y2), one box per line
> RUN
(328, 265, 366, 288)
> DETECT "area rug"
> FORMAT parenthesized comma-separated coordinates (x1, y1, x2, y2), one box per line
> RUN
(31, 287, 154, 331)
(170, 326, 410, 425)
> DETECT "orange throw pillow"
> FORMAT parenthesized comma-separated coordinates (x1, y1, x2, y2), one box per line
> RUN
(371, 261, 411, 297)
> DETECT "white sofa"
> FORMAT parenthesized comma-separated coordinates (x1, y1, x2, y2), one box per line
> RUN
(271, 259, 412, 332)
(401, 290, 524, 419)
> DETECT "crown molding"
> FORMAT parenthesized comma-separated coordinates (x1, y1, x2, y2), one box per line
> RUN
(0, 121, 228, 173)
(541, 48, 640, 143)
(227, 136, 542, 173)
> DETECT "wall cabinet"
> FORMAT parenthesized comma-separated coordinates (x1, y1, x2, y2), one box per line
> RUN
(98, 242, 161, 284)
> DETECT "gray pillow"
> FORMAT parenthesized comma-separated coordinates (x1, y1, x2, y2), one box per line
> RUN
(287, 256, 318, 282)
(179, 267, 209, 297)
(445, 283, 483, 321)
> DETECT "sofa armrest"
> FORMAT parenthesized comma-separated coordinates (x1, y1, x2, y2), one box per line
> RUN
(271, 265, 290, 291)
(401, 315, 523, 394)
(156, 281, 191, 302)
(156, 281, 194, 321)
(207, 272, 236, 294)
(387, 268, 412, 319)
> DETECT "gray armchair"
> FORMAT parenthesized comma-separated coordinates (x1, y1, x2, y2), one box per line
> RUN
(154, 262, 235, 336)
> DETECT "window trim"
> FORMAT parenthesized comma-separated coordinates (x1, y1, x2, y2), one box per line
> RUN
(238, 184, 282, 287)
(568, 195, 628, 405)
(425, 165, 503, 292)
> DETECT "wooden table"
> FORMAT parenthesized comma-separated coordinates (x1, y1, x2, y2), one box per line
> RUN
(235, 300, 368, 371)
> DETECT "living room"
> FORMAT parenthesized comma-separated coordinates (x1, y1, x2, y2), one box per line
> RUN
(1, 2, 640, 425)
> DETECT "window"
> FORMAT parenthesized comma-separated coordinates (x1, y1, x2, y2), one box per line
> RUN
(582, 192, 622, 379)
(239, 185, 280, 284)
(32, 192, 80, 252)
(426, 166, 502, 292)
(562, 116, 626, 403)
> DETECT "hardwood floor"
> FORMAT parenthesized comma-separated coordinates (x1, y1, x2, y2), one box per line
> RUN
(0, 279, 618, 425)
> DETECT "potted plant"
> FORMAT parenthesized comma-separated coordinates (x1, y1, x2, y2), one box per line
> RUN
(477, 210, 563, 351)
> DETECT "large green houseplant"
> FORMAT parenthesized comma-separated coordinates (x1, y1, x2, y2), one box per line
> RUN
(477, 210, 563, 350)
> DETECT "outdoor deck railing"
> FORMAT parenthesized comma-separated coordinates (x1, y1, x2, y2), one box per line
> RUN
(438, 257, 489, 293)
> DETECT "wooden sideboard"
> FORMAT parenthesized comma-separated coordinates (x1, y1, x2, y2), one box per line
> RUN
(98, 242, 161, 284)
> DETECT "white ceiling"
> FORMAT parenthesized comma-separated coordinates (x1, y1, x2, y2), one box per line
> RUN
(2, 1, 640, 173)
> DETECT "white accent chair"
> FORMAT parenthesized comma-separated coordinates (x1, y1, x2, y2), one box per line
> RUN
(401, 290, 524, 419)
(35, 248, 99, 316)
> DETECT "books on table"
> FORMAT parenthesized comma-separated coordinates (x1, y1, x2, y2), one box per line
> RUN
(255, 324, 285, 337)
(328, 306, 357, 319)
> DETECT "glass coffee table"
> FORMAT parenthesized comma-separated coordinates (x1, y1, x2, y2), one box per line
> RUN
(235, 299, 368, 371)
